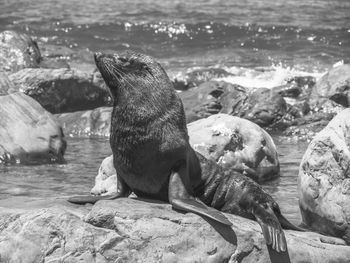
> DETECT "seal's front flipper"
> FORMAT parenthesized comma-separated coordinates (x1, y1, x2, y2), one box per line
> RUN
(168, 170, 232, 226)
(68, 194, 122, 204)
(68, 174, 131, 205)
(253, 205, 287, 253)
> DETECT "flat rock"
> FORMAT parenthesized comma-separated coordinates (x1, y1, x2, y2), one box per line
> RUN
(8, 68, 111, 113)
(0, 198, 349, 263)
(299, 109, 350, 242)
(0, 30, 41, 73)
(0, 92, 66, 164)
(188, 114, 279, 182)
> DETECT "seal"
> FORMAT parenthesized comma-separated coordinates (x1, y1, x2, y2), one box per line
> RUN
(68, 50, 302, 252)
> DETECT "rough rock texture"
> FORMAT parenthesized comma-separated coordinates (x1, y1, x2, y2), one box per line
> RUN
(0, 92, 66, 164)
(0, 72, 16, 95)
(311, 64, 350, 107)
(90, 155, 118, 196)
(56, 107, 112, 137)
(188, 114, 279, 182)
(0, 30, 41, 73)
(179, 81, 287, 127)
(8, 68, 111, 113)
(1, 198, 349, 263)
(299, 109, 350, 243)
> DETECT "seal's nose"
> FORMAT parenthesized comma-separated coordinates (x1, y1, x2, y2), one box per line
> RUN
(94, 52, 103, 62)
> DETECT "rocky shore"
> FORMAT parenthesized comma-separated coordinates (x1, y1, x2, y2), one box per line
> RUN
(1, 30, 350, 262)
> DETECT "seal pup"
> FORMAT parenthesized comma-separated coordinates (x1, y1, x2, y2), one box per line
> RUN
(68, 51, 302, 252)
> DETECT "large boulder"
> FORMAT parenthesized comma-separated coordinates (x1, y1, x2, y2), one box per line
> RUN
(56, 107, 112, 137)
(0, 198, 349, 263)
(188, 114, 279, 182)
(8, 68, 111, 113)
(0, 30, 41, 73)
(299, 109, 350, 242)
(0, 92, 66, 164)
(311, 64, 350, 107)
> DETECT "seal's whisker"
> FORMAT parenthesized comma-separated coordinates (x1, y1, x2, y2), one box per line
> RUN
(112, 67, 138, 89)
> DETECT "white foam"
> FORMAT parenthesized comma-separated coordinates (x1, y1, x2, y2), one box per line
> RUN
(215, 63, 326, 89)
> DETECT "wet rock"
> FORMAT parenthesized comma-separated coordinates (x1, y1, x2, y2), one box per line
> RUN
(188, 114, 279, 182)
(299, 109, 350, 243)
(234, 88, 287, 127)
(273, 76, 316, 99)
(180, 81, 287, 127)
(179, 81, 249, 123)
(8, 68, 111, 114)
(0, 92, 66, 164)
(1, 198, 349, 263)
(0, 30, 41, 73)
(90, 155, 118, 196)
(311, 64, 350, 107)
(56, 107, 112, 138)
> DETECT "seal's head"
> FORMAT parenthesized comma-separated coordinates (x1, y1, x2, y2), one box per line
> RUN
(94, 51, 172, 100)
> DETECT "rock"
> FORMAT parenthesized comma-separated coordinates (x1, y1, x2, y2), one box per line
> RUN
(180, 81, 287, 128)
(1, 198, 349, 263)
(8, 68, 111, 113)
(311, 64, 350, 107)
(299, 109, 350, 243)
(0, 30, 41, 73)
(273, 76, 316, 99)
(0, 71, 16, 95)
(188, 114, 279, 182)
(56, 107, 112, 137)
(235, 88, 287, 127)
(0, 92, 66, 164)
(90, 155, 118, 196)
(179, 81, 249, 123)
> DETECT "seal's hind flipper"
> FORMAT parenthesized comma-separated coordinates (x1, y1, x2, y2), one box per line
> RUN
(253, 205, 287, 252)
(171, 198, 232, 226)
(68, 194, 121, 204)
